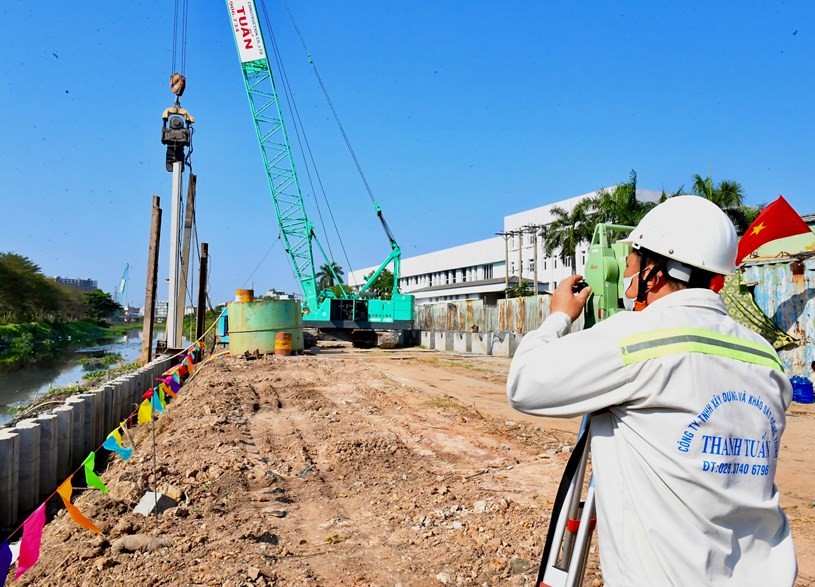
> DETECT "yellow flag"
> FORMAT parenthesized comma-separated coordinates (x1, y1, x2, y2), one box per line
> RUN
(109, 428, 124, 446)
(137, 399, 153, 424)
(57, 479, 100, 534)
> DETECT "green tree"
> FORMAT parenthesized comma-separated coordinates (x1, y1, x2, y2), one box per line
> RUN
(505, 279, 533, 298)
(541, 199, 595, 275)
(0, 252, 76, 323)
(81, 289, 122, 322)
(330, 284, 354, 298)
(691, 174, 759, 234)
(316, 261, 344, 290)
(363, 269, 394, 300)
(588, 170, 655, 227)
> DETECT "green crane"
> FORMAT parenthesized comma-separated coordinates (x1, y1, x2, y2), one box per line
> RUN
(225, 0, 413, 332)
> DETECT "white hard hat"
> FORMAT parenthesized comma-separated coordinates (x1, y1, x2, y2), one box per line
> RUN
(627, 195, 738, 276)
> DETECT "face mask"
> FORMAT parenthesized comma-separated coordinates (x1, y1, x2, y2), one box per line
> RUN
(622, 274, 635, 311)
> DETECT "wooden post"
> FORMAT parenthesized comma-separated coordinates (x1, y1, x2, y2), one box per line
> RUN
(195, 243, 208, 340)
(140, 196, 162, 365)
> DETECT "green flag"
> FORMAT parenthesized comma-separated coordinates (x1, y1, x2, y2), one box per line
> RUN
(82, 452, 109, 494)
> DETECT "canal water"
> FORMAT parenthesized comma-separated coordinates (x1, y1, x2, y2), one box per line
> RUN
(0, 329, 170, 426)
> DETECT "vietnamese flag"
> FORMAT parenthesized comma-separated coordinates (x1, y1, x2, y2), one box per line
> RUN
(736, 195, 811, 263)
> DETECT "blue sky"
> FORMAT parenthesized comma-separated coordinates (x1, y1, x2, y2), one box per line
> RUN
(1, 1, 812, 305)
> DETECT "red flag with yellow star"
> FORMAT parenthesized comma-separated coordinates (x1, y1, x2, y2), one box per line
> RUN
(736, 195, 811, 264)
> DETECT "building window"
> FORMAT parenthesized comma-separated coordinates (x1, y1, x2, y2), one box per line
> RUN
(483, 264, 493, 279)
(554, 258, 558, 269)
(528, 260, 534, 272)
(543, 260, 547, 270)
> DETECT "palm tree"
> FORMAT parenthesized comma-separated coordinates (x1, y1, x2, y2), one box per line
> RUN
(691, 174, 758, 234)
(541, 199, 594, 275)
(691, 174, 744, 209)
(315, 261, 344, 290)
(588, 170, 655, 227)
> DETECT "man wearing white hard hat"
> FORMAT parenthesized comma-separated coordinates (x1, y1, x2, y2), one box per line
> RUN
(507, 196, 797, 586)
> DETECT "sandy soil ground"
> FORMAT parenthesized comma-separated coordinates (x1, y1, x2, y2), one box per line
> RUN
(7, 345, 814, 586)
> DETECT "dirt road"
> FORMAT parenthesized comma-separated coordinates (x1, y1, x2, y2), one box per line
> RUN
(9, 346, 814, 586)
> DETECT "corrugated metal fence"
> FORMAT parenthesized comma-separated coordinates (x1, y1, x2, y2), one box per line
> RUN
(743, 257, 815, 378)
(415, 295, 555, 333)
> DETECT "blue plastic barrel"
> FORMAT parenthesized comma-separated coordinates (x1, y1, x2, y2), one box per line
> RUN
(790, 376, 814, 404)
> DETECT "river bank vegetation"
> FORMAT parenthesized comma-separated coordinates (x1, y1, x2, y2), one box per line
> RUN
(0, 252, 129, 366)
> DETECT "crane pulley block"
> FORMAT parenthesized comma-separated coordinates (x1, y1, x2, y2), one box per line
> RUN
(170, 72, 187, 97)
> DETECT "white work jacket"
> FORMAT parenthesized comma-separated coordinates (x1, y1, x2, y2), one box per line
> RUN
(507, 288, 797, 586)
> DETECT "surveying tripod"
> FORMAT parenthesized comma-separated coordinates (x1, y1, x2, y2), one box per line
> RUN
(536, 413, 595, 587)
(533, 223, 634, 587)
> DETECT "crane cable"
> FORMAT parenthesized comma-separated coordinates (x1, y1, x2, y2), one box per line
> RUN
(283, 0, 379, 211)
(260, 0, 358, 286)
(170, 0, 190, 100)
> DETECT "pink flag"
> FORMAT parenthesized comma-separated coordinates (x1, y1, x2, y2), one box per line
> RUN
(15, 503, 46, 579)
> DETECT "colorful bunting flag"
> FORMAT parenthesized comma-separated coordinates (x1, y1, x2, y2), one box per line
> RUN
(0, 541, 11, 585)
(150, 391, 165, 414)
(15, 503, 46, 579)
(82, 452, 109, 494)
(157, 386, 167, 409)
(177, 362, 189, 378)
(137, 399, 153, 424)
(160, 380, 176, 399)
(102, 429, 133, 461)
(168, 375, 181, 393)
(57, 479, 100, 535)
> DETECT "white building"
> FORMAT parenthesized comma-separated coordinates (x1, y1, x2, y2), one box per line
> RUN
(348, 188, 660, 305)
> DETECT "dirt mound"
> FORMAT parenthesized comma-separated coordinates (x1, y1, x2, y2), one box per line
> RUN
(8, 348, 813, 586)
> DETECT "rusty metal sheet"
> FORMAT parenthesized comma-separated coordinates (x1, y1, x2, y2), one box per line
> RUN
(742, 257, 815, 378)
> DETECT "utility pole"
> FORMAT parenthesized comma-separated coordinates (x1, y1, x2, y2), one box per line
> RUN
(176, 173, 197, 345)
(533, 227, 539, 297)
(497, 231, 510, 296)
(161, 106, 194, 350)
(517, 229, 523, 291)
(195, 243, 208, 340)
(140, 196, 162, 365)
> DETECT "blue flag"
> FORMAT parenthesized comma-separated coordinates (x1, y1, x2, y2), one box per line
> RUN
(102, 434, 133, 461)
(0, 540, 11, 586)
(150, 390, 165, 413)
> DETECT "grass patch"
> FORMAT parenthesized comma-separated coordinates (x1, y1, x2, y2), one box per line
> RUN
(429, 395, 461, 409)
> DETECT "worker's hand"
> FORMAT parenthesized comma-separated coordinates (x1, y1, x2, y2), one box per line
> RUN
(551, 275, 591, 322)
